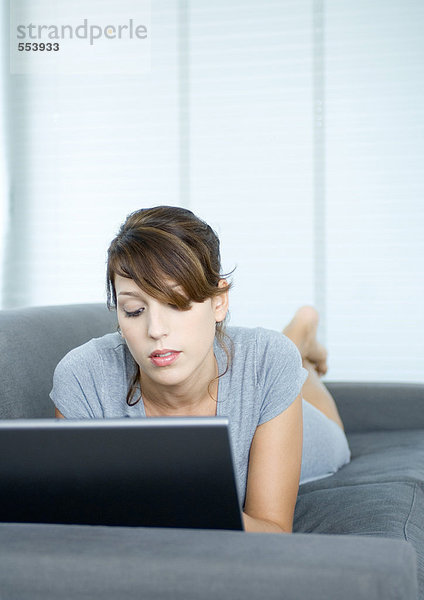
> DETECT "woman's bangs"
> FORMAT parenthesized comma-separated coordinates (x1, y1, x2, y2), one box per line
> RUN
(110, 243, 194, 310)
(108, 225, 223, 310)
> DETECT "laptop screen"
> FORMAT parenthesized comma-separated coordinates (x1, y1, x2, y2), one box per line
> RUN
(0, 417, 244, 531)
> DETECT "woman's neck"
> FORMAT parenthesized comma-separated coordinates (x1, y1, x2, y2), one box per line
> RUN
(140, 354, 219, 418)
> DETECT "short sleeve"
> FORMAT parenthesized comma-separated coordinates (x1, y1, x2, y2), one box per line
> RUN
(50, 346, 104, 419)
(256, 328, 308, 426)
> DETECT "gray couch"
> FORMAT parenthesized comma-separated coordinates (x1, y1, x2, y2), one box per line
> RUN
(0, 303, 423, 600)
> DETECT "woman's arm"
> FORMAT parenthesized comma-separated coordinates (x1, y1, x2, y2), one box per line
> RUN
(55, 407, 65, 418)
(243, 393, 303, 533)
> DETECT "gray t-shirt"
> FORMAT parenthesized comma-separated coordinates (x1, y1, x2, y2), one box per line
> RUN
(50, 326, 350, 505)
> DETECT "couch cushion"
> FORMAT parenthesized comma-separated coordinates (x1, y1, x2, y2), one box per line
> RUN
(0, 523, 418, 600)
(294, 429, 424, 599)
(295, 480, 420, 536)
(298, 429, 424, 491)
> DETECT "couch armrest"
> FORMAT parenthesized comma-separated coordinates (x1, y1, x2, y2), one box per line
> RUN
(0, 523, 417, 600)
(325, 381, 424, 433)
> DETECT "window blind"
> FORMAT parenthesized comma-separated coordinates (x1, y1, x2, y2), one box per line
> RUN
(1, 0, 423, 383)
(3, 0, 181, 308)
(188, 0, 316, 332)
(325, 0, 424, 381)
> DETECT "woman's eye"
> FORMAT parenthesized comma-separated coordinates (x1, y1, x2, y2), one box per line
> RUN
(123, 308, 144, 318)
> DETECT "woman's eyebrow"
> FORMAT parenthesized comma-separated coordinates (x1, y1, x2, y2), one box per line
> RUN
(118, 291, 143, 298)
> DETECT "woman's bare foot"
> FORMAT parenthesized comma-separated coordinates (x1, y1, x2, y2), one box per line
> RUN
(282, 305, 328, 376)
(283, 307, 344, 430)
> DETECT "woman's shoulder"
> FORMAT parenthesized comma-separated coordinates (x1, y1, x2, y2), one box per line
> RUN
(56, 331, 129, 372)
(51, 333, 134, 419)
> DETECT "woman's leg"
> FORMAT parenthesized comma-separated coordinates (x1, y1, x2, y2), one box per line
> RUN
(283, 306, 345, 431)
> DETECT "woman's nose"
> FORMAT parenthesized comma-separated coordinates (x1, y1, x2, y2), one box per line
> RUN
(146, 306, 169, 339)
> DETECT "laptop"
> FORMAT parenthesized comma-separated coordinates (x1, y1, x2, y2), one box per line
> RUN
(0, 417, 244, 530)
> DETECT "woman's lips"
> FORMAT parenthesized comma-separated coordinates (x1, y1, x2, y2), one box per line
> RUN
(149, 350, 181, 367)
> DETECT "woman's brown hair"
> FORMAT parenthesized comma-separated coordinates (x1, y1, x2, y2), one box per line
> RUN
(106, 205, 234, 406)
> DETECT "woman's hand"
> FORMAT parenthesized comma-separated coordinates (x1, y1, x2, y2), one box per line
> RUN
(242, 393, 303, 533)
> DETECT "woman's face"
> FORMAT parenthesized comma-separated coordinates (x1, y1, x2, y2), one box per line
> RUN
(114, 274, 228, 391)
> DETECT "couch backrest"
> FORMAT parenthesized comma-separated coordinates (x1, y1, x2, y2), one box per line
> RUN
(0, 304, 116, 419)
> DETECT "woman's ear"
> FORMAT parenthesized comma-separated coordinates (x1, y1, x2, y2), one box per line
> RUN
(213, 279, 229, 323)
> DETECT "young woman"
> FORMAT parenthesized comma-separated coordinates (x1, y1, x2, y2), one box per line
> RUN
(51, 205, 350, 534)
